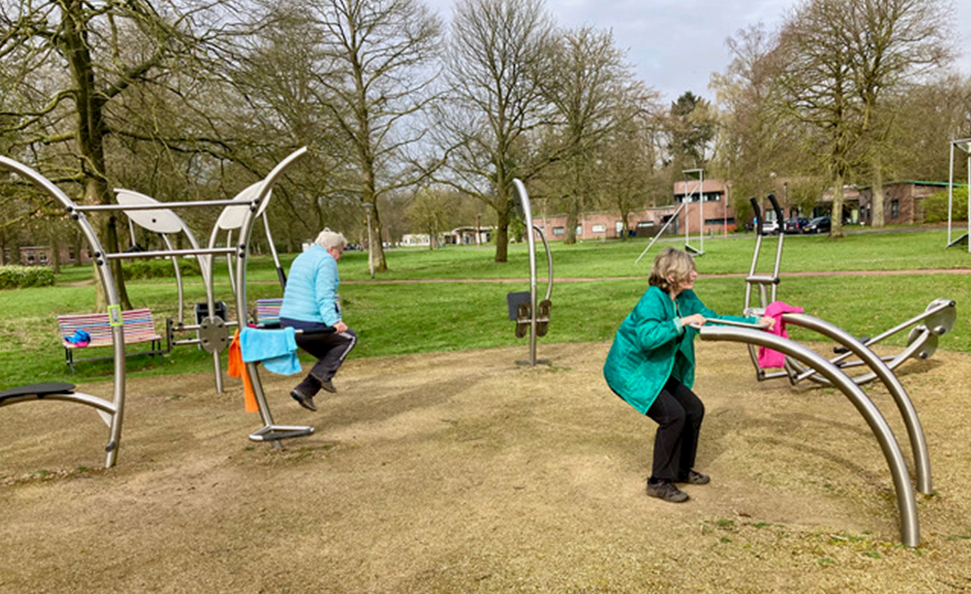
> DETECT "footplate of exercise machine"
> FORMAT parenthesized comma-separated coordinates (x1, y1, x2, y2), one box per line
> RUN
(248, 424, 315, 442)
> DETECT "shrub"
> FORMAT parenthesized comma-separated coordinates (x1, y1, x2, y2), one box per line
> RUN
(0, 265, 56, 289)
(923, 187, 968, 223)
(121, 258, 202, 280)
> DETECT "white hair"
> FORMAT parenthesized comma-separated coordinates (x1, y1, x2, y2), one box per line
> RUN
(314, 228, 347, 251)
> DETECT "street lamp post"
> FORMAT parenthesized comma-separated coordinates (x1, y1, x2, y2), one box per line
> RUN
(364, 202, 374, 279)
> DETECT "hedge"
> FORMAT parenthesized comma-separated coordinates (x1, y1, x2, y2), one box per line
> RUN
(0, 265, 56, 289)
(923, 187, 968, 223)
(121, 258, 202, 280)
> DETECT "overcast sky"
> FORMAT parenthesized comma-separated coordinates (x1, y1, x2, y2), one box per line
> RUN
(426, 0, 971, 105)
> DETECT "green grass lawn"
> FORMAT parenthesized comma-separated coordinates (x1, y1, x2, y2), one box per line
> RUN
(0, 229, 967, 389)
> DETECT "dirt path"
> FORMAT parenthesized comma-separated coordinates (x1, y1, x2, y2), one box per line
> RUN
(339, 269, 971, 284)
(2, 341, 971, 592)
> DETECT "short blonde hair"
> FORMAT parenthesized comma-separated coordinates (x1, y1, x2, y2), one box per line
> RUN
(649, 247, 696, 294)
(314, 228, 347, 251)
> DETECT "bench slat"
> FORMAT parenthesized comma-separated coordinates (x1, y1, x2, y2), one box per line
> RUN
(57, 308, 162, 349)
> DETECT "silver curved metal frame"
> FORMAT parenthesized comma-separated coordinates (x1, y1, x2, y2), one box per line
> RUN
(699, 324, 920, 547)
(0, 155, 126, 469)
(232, 148, 312, 443)
(511, 179, 553, 366)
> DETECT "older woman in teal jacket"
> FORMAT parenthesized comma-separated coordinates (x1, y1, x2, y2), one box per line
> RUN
(603, 247, 774, 503)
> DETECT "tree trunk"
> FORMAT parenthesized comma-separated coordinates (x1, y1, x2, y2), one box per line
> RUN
(871, 160, 885, 228)
(494, 207, 510, 263)
(829, 173, 845, 238)
(563, 197, 578, 245)
(368, 205, 388, 271)
(59, 0, 131, 310)
(49, 233, 61, 274)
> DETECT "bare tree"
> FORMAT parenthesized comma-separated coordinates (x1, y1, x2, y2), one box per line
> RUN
(539, 26, 632, 244)
(302, 0, 443, 272)
(0, 0, 241, 308)
(847, 0, 955, 227)
(774, 0, 865, 238)
(712, 24, 800, 211)
(406, 188, 450, 249)
(434, 0, 555, 263)
(600, 86, 665, 239)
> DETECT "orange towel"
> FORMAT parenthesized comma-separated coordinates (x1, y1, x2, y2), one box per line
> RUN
(228, 329, 259, 413)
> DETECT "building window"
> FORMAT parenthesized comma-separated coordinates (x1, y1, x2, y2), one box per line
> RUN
(552, 227, 565, 236)
(636, 221, 655, 229)
(703, 192, 721, 202)
(591, 224, 606, 233)
(891, 199, 899, 218)
(575, 225, 582, 236)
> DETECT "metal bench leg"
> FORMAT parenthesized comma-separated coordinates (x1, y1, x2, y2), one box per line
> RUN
(65, 348, 76, 375)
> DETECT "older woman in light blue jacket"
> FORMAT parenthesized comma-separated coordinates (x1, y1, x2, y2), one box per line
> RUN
(279, 229, 357, 412)
(604, 247, 773, 503)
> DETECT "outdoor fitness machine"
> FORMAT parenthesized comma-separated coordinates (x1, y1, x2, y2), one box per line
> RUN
(0, 147, 312, 467)
(635, 168, 706, 264)
(507, 179, 552, 366)
(745, 194, 955, 387)
(946, 138, 971, 250)
(704, 192, 964, 545)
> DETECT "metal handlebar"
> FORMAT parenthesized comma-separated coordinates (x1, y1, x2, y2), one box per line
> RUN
(689, 317, 771, 331)
(767, 193, 784, 228)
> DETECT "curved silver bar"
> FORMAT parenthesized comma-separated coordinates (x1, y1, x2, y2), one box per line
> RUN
(234, 148, 309, 437)
(0, 155, 126, 468)
(699, 325, 920, 547)
(512, 179, 539, 365)
(0, 391, 117, 414)
(534, 224, 553, 303)
(783, 313, 932, 494)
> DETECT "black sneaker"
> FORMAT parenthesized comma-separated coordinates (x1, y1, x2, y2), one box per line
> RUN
(646, 479, 689, 503)
(320, 379, 337, 393)
(290, 391, 317, 412)
(677, 470, 710, 485)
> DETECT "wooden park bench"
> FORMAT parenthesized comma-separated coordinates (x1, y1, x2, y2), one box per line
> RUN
(56, 308, 167, 374)
(254, 298, 283, 329)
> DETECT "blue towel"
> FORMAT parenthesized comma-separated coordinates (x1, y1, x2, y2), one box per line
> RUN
(239, 327, 301, 375)
(64, 329, 91, 347)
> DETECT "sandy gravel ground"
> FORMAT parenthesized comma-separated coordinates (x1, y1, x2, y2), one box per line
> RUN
(2, 341, 971, 593)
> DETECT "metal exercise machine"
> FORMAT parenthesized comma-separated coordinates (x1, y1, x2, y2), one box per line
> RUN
(506, 179, 553, 366)
(947, 138, 971, 250)
(0, 147, 312, 467)
(745, 194, 955, 387)
(635, 168, 707, 264)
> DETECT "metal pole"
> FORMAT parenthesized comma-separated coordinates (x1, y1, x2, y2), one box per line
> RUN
(635, 203, 686, 264)
(949, 140, 955, 246)
(513, 179, 538, 366)
(699, 170, 704, 253)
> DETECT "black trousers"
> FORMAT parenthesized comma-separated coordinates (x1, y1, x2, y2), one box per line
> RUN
(280, 317, 357, 397)
(645, 376, 705, 481)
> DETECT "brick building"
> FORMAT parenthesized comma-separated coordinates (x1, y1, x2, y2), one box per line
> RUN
(532, 178, 737, 241)
(3, 245, 94, 266)
(857, 181, 950, 225)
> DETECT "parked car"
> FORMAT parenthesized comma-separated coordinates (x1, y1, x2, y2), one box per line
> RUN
(803, 216, 831, 234)
(784, 216, 810, 233)
(761, 219, 780, 235)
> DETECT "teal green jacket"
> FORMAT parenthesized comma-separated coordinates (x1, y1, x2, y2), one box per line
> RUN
(603, 286, 754, 414)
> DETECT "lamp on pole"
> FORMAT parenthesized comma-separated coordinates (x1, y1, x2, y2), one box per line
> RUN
(363, 202, 375, 279)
